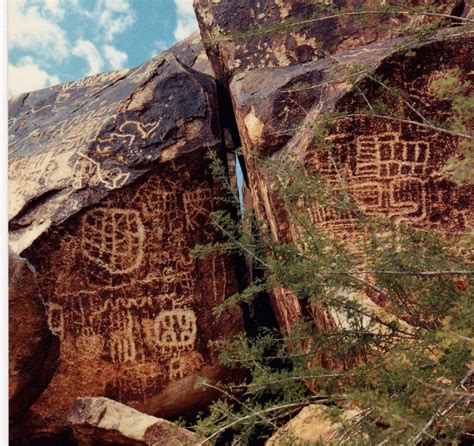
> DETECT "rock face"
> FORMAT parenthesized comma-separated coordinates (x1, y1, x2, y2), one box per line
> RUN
(228, 30, 474, 334)
(68, 397, 200, 446)
(194, 0, 464, 84)
(8, 37, 243, 441)
(9, 251, 58, 425)
(195, 0, 473, 346)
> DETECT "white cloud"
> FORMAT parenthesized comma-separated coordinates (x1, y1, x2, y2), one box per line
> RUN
(103, 44, 128, 70)
(101, 0, 131, 13)
(8, 56, 60, 96)
(8, 0, 69, 60)
(97, 0, 135, 42)
(72, 40, 104, 76)
(7, 0, 136, 96)
(43, 0, 66, 19)
(174, 0, 198, 41)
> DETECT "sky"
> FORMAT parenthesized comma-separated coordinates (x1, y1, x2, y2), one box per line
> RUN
(7, 0, 199, 97)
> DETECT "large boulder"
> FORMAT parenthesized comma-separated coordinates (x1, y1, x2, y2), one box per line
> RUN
(228, 29, 473, 332)
(9, 251, 59, 425)
(8, 37, 243, 441)
(194, 0, 473, 353)
(68, 397, 200, 446)
(194, 0, 466, 85)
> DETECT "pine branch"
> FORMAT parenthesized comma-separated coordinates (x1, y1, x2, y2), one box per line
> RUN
(410, 367, 474, 445)
(196, 398, 326, 445)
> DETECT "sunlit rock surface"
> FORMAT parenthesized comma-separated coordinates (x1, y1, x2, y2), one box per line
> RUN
(195, 0, 473, 358)
(68, 397, 200, 446)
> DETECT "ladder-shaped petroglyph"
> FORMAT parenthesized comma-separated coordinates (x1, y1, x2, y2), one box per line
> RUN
(81, 208, 145, 274)
(353, 133, 430, 179)
(109, 312, 138, 364)
(154, 309, 197, 353)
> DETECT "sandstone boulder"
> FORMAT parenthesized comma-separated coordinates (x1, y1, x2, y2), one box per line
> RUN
(68, 397, 200, 446)
(9, 251, 58, 425)
(194, 0, 466, 84)
(266, 404, 361, 446)
(9, 38, 243, 441)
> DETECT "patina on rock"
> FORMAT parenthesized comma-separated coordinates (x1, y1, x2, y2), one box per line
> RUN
(194, 0, 466, 85)
(9, 37, 243, 442)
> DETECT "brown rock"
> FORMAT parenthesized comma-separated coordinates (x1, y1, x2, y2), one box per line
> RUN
(68, 397, 200, 446)
(194, 0, 465, 84)
(9, 38, 243, 440)
(266, 404, 361, 445)
(208, 21, 474, 354)
(9, 250, 59, 425)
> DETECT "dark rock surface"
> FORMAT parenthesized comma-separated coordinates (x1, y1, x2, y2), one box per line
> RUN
(9, 1, 474, 442)
(197, 8, 474, 349)
(9, 251, 59, 425)
(194, 0, 465, 84)
(9, 38, 243, 441)
(8, 33, 218, 254)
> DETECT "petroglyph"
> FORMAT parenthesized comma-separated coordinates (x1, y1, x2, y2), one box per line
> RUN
(75, 149, 130, 190)
(308, 120, 469, 232)
(110, 336, 137, 364)
(81, 208, 145, 274)
(168, 357, 188, 380)
(45, 302, 64, 337)
(183, 189, 213, 231)
(21, 148, 242, 430)
(8, 41, 245, 436)
(155, 310, 197, 352)
(168, 352, 205, 381)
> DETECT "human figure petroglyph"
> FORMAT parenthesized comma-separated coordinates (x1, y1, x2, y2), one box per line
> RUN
(155, 309, 197, 352)
(81, 208, 145, 274)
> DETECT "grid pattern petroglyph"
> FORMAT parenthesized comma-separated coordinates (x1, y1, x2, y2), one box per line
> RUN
(307, 119, 470, 234)
(81, 208, 145, 274)
(155, 309, 197, 352)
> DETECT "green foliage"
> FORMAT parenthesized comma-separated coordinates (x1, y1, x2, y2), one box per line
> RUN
(190, 150, 472, 445)
(429, 68, 474, 185)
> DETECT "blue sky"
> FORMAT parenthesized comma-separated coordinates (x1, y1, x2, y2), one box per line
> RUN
(7, 0, 199, 96)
